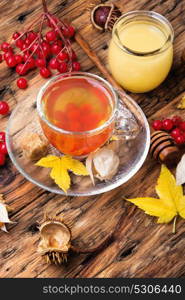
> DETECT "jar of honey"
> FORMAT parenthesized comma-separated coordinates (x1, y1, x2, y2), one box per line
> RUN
(108, 11, 174, 93)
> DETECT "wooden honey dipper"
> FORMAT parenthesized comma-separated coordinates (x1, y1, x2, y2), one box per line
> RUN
(150, 131, 179, 164)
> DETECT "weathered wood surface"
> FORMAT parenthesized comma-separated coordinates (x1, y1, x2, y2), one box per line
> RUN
(0, 0, 185, 278)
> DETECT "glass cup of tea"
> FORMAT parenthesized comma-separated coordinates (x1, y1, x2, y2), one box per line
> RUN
(37, 72, 141, 157)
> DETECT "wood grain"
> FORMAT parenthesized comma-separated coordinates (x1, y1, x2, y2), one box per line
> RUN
(0, 0, 185, 278)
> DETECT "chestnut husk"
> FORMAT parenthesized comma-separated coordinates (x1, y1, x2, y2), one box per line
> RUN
(90, 3, 121, 31)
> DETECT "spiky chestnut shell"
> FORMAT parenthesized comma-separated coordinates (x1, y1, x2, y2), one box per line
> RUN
(90, 3, 121, 31)
(38, 216, 72, 265)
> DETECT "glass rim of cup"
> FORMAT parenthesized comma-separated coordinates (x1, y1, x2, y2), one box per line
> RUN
(37, 72, 118, 136)
(112, 10, 174, 57)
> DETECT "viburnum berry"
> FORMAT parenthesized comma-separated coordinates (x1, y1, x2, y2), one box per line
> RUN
(22, 43, 28, 51)
(27, 31, 37, 42)
(35, 58, 46, 68)
(71, 50, 77, 61)
(58, 51, 69, 61)
(16, 39, 24, 49)
(54, 40, 63, 47)
(6, 56, 17, 67)
(0, 132, 5, 142)
(0, 142, 7, 155)
(171, 128, 182, 139)
(0, 153, 5, 166)
(172, 115, 182, 127)
(179, 121, 185, 132)
(26, 58, 35, 69)
(68, 26, 75, 38)
(25, 38, 31, 46)
(12, 32, 21, 40)
(23, 52, 30, 62)
(57, 62, 67, 73)
(46, 30, 57, 42)
(51, 44, 61, 55)
(14, 54, 23, 64)
(16, 63, 28, 75)
(72, 61, 81, 71)
(152, 120, 163, 131)
(1, 42, 11, 52)
(49, 58, 59, 70)
(42, 43, 51, 57)
(17, 78, 28, 89)
(3, 51, 13, 61)
(0, 101, 9, 115)
(40, 67, 51, 78)
(162, 119, 173, 131)
(174, 135, 185, 145)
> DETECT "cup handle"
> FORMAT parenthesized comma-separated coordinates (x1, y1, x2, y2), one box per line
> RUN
(113, 88, 141, 140)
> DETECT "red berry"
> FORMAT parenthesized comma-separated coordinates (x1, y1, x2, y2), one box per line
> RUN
(152, 120, 163, 131)
(71, 50, 77, 60)
(0, 132, 5, 142)
(171, 128, 182, 139)
(1, 42, 10, 52)
(27, 31, 37, 42)
(0, 153, 5, 166)
(62, 27, 70, 38)
(172, 115, 182, 127)
(16, 39, 24, 49)
(0, 54, 2, 63)
(40, 67, 51, 78)
(58, 51, 69, 61)
(25, 38, 31, 46)
(42, 44, 51, 57)
(17, 78, 28, 89)
(54, 40, 63, 47)
(35, 58, 46, 68)
(174, 135, 185, 145)
(51, 44, 61, 55)
(22, 43, 28, 51)
(0, 101, 9, 115)
(46, 30, 57, 42)
(23, 52, 30, 62)
(57, 62, 67, 73)
(162, 119, 173, 131)
(72, 61, 81, 71)
(26, 58, 35, 69)
(49, 58, 59, 70)
(0, 142, 7, 155)
(3, 51, 13, 61)
(14, 54, 23, 64)
(68, 26, 75, 38)
(179, 121, 185, 132)
(6, 56, 17, 67)
(12, 32, 20, 40)
(16, 64, 28, 75)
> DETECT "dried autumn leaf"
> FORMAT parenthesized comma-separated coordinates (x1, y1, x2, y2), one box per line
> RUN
(36, 155, 88, 193)
(0, 195, 13, 232)
(127, 165, 185, 232)
(176, 154, 185, 185)
(177, 95, 185, 109)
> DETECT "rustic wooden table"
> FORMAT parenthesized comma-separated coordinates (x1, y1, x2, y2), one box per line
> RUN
(0, 0, 185, 278)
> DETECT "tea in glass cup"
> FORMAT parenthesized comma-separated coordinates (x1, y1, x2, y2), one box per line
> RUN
(37, 73, 117, 156)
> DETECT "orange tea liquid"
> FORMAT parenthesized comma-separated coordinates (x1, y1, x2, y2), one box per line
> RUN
(40, 77, 114, 156)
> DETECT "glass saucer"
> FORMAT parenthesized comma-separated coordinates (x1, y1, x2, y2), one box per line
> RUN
(6, 94, 150, 196)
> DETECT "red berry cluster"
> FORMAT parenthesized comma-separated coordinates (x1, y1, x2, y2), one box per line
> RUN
(152, 116, 185, 145)
(0, 14, 80, 89)
(0, 131, 7, 166)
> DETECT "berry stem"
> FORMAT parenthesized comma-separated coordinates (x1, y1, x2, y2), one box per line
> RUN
(42, 0, 48, 13)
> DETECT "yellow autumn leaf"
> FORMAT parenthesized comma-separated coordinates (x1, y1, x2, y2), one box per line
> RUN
(50, 161, 70, 194)
(61, 155, 89, 176)
(36, 155, 88, 193)
(127, 165, 185, 231)
(35, 155, 60, 168)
